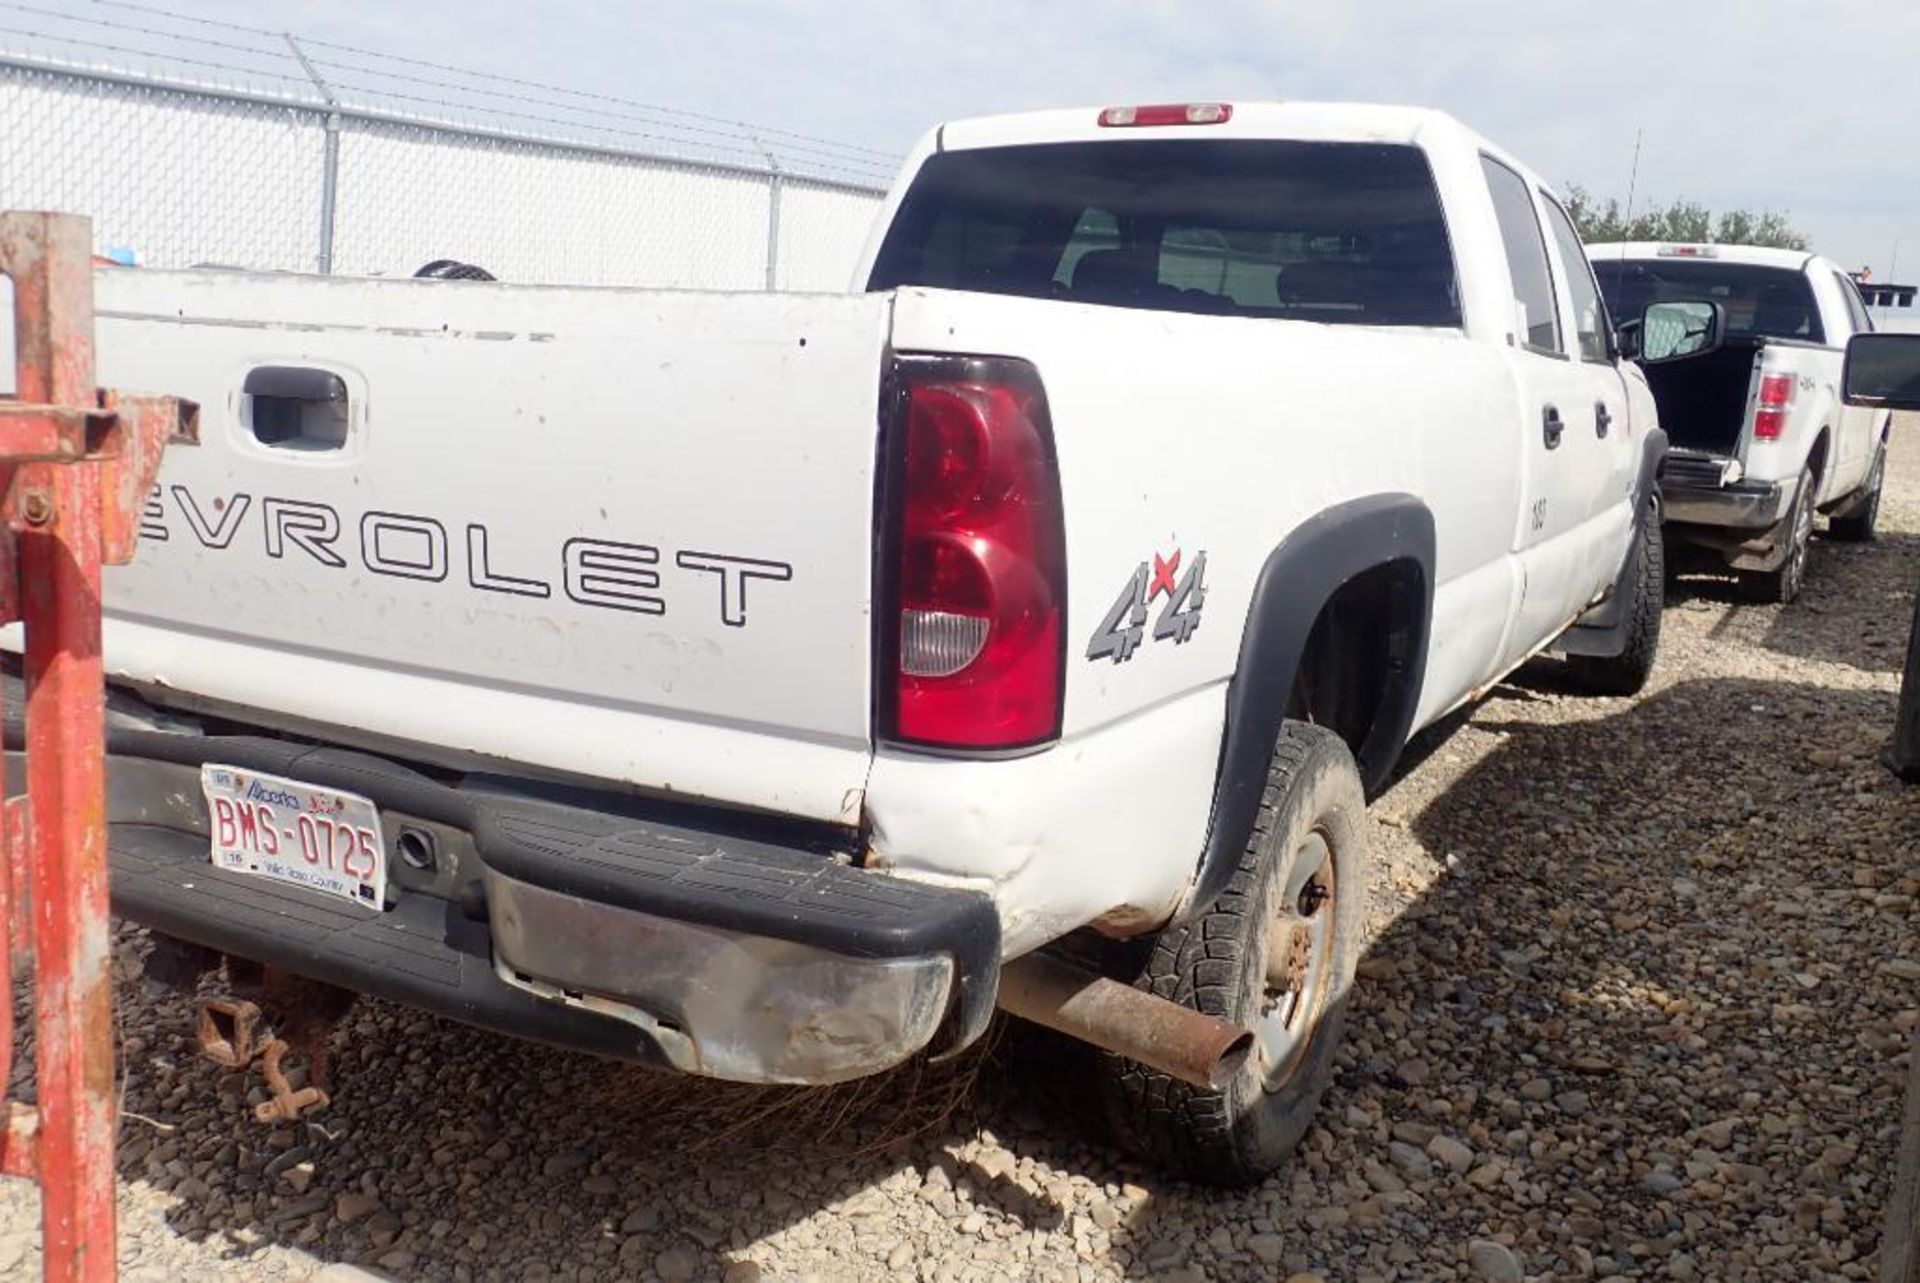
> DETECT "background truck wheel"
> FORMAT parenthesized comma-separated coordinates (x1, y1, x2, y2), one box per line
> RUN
(1094, 722, 1368, 1186)
(1828, 444, 1887, 543)
(1568, 495, 1665, 696)
(1737, 464, 1816, 604)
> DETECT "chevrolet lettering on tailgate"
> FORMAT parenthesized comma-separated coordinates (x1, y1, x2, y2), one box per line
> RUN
(144, 484, 794, 627)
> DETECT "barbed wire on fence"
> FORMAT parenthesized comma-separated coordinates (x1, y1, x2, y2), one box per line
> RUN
(0, 0, 901, 186)
(0, 0, 896, 289)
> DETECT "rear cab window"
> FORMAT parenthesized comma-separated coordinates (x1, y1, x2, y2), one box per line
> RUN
(868, 139, 1461, 327)
(1540, 196, 1611, 362)
(1591, 259, 1826, 345)
(1834, 271, 1873, 335)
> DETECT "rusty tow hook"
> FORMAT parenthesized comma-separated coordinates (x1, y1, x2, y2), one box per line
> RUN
(195, 970, 353, 1124)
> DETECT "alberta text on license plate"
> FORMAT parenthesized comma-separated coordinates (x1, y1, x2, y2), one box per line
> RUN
(201, 765, 386, 909)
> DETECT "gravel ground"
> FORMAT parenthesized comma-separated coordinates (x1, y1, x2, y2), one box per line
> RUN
(6, 429, 1920, 1282)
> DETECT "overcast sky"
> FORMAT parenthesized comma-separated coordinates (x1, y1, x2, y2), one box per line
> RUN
(28, 0, 1920, 276)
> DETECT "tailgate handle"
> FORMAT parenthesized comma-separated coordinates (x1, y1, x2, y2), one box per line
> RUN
(242, 366, 349, 450)
(244, 366, 346, 403)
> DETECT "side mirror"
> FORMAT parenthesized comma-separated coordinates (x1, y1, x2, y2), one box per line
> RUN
(1639, 300, 1725, 363)
(1614, 317, 1643, 362)
(1842, 332, 1920, 410)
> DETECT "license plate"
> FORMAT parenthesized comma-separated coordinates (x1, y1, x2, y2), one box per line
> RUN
(201, 765, 386, 910)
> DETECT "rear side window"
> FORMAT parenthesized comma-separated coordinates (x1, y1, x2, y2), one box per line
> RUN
(868, 139, 1460, 327)
(1541, 197, 1610, 362)
(1834, 272, 1873, 334)
(1479, 156, 1562, 355)
(1591, 259, 1826, 344)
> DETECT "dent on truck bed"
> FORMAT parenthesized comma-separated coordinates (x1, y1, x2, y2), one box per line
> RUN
(862, 682, 1226, 959)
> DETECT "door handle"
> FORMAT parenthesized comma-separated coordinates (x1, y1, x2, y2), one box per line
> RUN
(1542, 405, 1564, 450)
(1595, 402, 1612, 439)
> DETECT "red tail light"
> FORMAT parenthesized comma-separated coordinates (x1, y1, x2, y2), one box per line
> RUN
(1098, 103, 1233, 127)
(880, 358, 1065, 750)
(1754, 371, 1795, 440)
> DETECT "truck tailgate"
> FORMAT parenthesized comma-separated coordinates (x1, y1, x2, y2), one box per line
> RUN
(92, 268, 891, 824)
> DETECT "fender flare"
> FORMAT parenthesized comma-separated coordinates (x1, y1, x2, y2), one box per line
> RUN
(1807, 421, 1834, 485)
(1173, 493, 1434, 924)
(1633, 426, 1669, 519)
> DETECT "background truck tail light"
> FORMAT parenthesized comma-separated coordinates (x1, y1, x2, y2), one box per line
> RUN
(880, 358, 1066, 750)
(1754, 372, 1796, 440)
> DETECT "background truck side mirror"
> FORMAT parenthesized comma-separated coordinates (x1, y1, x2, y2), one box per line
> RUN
(1843, 332, 1920, 410)
(1639, 299, 1725, 363)
(1614, 317, 1643, 362)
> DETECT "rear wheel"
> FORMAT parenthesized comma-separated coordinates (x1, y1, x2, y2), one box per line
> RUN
(1568, 494, 1665, 696)
(1828, 444, 1887, 542)
(1737, 464, 1816, 604)
(1093, 722, 1368, 1186)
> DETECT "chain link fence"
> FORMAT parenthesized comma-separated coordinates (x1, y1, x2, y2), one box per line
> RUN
(326, 114, 788, 289)
(0, 58, 327, 271)
(0, 5, 893, 291)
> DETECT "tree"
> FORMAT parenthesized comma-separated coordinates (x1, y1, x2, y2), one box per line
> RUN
(1563, 184, 1810, 251)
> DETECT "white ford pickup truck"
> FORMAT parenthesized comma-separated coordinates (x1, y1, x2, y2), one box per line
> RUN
(1589, 243, 1891, 602)
(77, 101, 1671, 1184)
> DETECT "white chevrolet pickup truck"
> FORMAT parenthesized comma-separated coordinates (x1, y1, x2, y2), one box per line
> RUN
(1589, 243, 1891, 602)
(76, 101, 1672, 1184)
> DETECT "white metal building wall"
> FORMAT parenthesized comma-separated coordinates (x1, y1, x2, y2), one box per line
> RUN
(778, 183, 892, 293)
(328, 116, 781, 289)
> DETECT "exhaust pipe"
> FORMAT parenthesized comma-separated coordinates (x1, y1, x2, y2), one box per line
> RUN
(996, 952, 1254, 1090)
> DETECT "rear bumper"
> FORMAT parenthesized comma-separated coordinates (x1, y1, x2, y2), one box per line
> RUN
(1663, 478, 1789, 530)
(97, 733, 1000, 1084)
(1660, 455, 1789, 531)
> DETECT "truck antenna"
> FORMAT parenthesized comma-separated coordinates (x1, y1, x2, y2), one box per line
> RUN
(1623, 128, 1643, 234)
(1616, 128, 1643, 283)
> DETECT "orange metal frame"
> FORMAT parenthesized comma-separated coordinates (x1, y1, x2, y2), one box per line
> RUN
(0, 211, 188, 1283)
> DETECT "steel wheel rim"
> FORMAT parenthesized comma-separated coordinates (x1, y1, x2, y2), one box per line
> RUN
(1257, 829, 1336, 1089)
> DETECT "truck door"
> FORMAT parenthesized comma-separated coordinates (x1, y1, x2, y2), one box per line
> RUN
(1479, 155, 1602, 669)
(1541, 192, 1634, 570)
(1829, 269, 1885, 496)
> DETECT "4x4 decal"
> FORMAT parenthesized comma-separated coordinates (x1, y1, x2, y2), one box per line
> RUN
(1087, 549, 1207, 663)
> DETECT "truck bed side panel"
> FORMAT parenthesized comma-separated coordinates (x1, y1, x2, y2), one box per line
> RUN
(1738, 343, 1840, 487)
(876, 288, 1525, 945)
(887, 287, 1523, 742)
